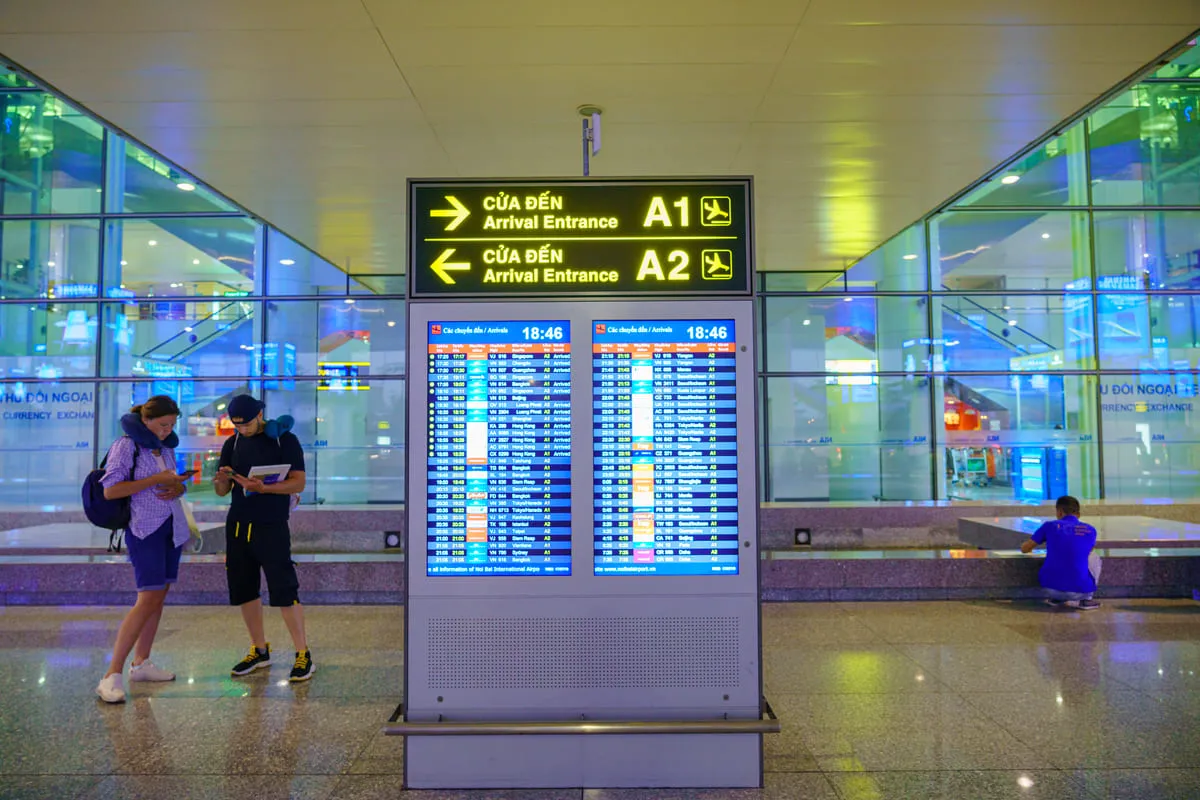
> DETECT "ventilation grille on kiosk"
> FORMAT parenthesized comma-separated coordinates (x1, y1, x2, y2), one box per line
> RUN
(426, 616, 741, 690)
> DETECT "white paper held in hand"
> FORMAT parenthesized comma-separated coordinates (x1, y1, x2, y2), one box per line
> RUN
(244, 464, 291, 494)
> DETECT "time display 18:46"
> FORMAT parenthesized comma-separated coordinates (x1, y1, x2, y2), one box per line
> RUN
(521, 325, 566, 341)
(686, 324, 730, 341)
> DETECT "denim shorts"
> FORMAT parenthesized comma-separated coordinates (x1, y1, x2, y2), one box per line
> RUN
(126, 516, 184, 592)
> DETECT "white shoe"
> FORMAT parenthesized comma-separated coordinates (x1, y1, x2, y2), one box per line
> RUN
(129, 660, 175, 682)
(96, 673, 126, 703)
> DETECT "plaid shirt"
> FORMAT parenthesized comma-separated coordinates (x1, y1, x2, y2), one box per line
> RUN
(100, 436, 191, 548)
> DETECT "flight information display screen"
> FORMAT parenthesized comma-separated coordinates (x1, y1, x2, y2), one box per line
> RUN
(426, 320, 572, 576)
(592, 319, 740, 575)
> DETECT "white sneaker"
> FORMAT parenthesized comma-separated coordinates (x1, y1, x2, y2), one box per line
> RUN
(96, 673, 126, 703)
(129, 660, 175, 682)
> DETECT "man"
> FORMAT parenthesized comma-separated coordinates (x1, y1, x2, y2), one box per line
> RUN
(213, 394, 314, 680)
(1021, 495, 1102, 611)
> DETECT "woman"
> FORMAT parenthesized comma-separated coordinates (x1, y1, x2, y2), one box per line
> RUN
(95, 395, 191, 704)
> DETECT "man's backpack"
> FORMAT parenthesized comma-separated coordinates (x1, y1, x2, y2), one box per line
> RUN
(81, 439, 139, 553)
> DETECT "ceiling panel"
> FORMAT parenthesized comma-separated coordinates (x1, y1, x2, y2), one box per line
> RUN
(403, 63, 780, 105)
(755, 93, 1098, 124)
(35, 64, 415, 104)
(0, 30, 393, 70)
(802, 0, 1200, 26)
(769, 60, 1150, 96)
(90, 98, 429, 129)
(0, 1, 1193, 275)
(364, 0, 815, 28)
(418, 91, 764, 124)
(378, 25, 797, 67)
(779, 24, 1194, 66)
(0, 0, 375, 33)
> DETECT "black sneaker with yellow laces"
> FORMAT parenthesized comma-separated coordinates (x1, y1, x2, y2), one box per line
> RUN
(231, 644, 271, 676)
(289, 649, 315, 682)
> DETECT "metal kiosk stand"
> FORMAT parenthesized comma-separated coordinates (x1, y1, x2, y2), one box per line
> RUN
(386, 178, 776, 789)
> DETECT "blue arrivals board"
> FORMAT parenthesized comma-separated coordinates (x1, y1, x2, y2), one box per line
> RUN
(425, 320, 573, 576)
(591, 319, 740, 575)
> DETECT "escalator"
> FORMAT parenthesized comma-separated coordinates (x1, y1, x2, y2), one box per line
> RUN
(940, 292, 1056, 364)
(138, 300, 253, 363)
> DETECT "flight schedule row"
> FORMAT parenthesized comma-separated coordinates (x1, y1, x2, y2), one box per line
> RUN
(425, 318, 740, 577)
(427, 321, 572, 576)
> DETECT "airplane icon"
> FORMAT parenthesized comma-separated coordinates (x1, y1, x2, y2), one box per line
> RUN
(700, 196, 732, 226)
(701, 250, 733, 280)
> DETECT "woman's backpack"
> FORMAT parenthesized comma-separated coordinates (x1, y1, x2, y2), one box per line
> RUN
(81, 439, 139, 552)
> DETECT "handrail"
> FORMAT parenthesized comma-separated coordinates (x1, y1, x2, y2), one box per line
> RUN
(941, 286, 1055, 350)
(384, 700, 780, 737)
(941, 304, 1030, 355)
(139, 300, 247, 359)
(165, 312, 252, 363)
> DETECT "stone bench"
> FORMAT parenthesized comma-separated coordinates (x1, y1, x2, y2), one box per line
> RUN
(1, 548, 1195, 606)
(0, 522, 225, 555)
(958, 515, 1200, 550)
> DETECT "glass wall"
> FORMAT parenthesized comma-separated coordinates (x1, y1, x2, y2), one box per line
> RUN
(6, 37, 1200, 509)
(759, 39, 1200, 503)
(0, 67, 404, 510)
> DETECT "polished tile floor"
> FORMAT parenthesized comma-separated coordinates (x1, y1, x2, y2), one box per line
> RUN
(1, 600, 1198, 799)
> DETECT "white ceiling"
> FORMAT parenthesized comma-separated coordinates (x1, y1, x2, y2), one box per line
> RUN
(0, 0, 1196, 277)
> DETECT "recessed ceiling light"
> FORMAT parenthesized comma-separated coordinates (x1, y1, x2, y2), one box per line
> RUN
(1003, 305, 1011, 311)
(1001, 175, 1021, 185)
(1008, 319, 1018, 326)
(843, 297, 852, 302)
(902, 254, 918, 261)
(1041, 233, 1050, 239)
(192, 259, 200, 265)
(279, 259, 296, 266)
(176, 182, 196, 192)
(387, 321, 396, 327)
(344, 298, 356, 304)
(184, 326, 193, 332)
(802, 319, 811, 326)
(148, 240, 158, 246)
(120, 260, 128, 266)
(47, 261, 56, 267)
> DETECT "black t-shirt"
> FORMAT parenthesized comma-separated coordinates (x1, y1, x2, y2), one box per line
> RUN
(219, 431, 305, 522)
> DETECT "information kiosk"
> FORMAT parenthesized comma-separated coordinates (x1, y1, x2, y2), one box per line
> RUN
(389, 178, 774, 789)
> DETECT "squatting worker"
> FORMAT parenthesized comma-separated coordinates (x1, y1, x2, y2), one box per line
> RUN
(213, 394, 314, 681)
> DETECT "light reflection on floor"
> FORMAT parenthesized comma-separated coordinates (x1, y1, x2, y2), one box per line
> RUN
(1, 600, 1198, 799)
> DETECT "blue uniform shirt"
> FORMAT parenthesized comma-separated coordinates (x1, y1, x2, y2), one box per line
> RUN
(1032, 515, 1098, 593)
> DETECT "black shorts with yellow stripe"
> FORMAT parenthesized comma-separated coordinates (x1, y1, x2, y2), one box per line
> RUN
(224, 518, 300, 607)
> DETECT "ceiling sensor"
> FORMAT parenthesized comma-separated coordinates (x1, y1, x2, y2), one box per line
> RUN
(578, 104, 602, 156)
(577, 105, 603, 175)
